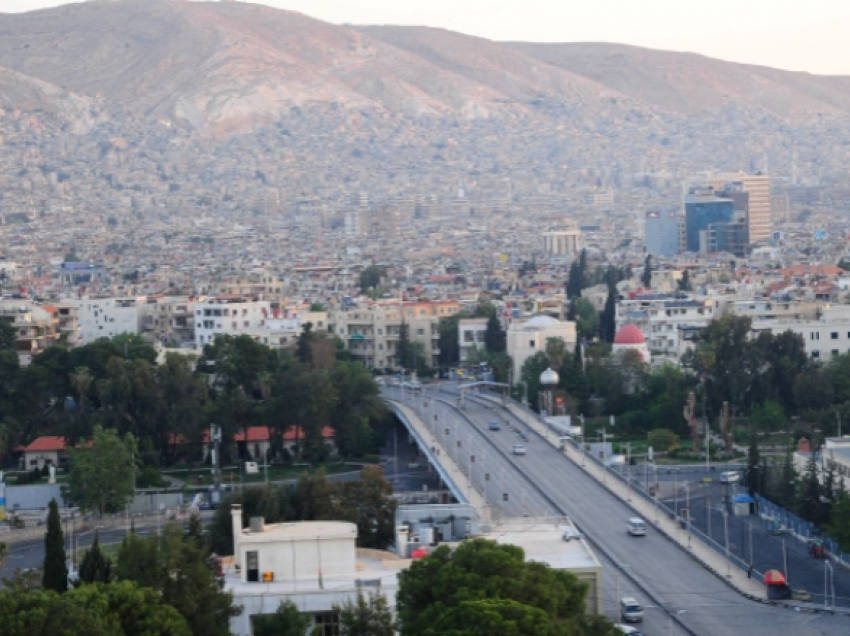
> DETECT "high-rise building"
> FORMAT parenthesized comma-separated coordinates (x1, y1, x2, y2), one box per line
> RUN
(693, 172, 771, 244)
(644, 210, 680, 256)
(684, 190, 734, 253)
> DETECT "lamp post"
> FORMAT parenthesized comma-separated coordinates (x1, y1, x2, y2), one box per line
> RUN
(673, 469, 680, 520)
(685, 483, 691, 548)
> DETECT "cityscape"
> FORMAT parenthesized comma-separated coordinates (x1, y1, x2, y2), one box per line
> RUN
(2, 1, 850, 635)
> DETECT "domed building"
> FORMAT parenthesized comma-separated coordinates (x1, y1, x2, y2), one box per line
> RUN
(507, 314, 577, 380)
(613, 324, 650, 363)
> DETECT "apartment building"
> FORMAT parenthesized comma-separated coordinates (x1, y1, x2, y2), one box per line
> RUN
(0, 300, 62, 366)
(329, 300, 460, 370)
(68, 296, 146, 345)
(142, 296, 195, 346)
(458, 318, 488, 362)
(194, 296, 271, 348)
(616, 294, 714, 361)
(751, 306, 850, 362)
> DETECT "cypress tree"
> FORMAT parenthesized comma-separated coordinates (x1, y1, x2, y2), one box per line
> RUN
(78, 530, 112, 584)
(600, 282, 617, 343)
(42, 498, 68, 593)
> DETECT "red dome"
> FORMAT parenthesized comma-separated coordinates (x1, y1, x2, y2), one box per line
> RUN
(614, 325, 646, 345)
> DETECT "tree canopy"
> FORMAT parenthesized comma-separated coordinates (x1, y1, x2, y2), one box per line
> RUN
(396, 538, 616, 636)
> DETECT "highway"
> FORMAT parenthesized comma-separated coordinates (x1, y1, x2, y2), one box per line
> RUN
(390, 385, 850, 636)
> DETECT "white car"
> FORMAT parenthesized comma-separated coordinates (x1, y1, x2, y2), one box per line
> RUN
(627, 518, 647, 536)
(616, 625, 645, 635)
(719, 471, 740, 483)
(620, 597, 644, 623)
(512, 444, 527, 456)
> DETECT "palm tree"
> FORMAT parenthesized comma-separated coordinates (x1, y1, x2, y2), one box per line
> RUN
(70, 366, 93, 411)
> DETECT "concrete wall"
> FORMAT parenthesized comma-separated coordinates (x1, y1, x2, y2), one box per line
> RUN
(6, 484, 63, 511)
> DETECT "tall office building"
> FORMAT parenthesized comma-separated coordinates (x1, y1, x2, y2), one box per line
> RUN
(644, 210, 680, 256)
(687, 172, 771, 244)
(684, 190, 734, 253)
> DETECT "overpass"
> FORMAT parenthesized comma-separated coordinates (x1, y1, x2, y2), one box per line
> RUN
(383, 383, 850, 636)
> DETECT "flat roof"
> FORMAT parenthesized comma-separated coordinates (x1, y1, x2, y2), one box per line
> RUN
(238, 520, 357, 544)
(487, 520, 601, 572)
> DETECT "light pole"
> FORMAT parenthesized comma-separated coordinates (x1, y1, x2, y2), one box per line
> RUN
(673, 469, 679, 519)
(783, 539, 789, 586)
(723, 508, 731, 577)
(653, 463, 659, 522)
(685, 483, 691, 548)
(706, 495, 712, 539)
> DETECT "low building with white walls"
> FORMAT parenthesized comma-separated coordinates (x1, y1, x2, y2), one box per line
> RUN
(194, 296, 271, 349)
(507, 314, 576, 380)
(225, 507, 405, 636)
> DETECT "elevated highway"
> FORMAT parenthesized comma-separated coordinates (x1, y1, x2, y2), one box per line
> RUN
(384, 384, 850, 636)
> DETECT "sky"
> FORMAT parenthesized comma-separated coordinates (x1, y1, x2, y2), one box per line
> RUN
(6, 0, 850, 75)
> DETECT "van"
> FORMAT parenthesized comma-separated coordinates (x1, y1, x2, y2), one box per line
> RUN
(627, 518, 647, 536)
(720, 471, 740, 484)
(512, 444, 526, 456)
(620, 597, 644, 623)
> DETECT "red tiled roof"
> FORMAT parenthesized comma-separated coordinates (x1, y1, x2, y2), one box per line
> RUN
(197, 425, 335, 444)
(24, 436, 66, 452)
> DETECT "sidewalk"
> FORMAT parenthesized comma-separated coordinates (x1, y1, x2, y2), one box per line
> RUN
(496, 398, 767, 599)
(390, 399, 489, 518)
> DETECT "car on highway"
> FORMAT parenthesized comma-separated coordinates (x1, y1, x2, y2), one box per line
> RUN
(488, 421, 501, 431)
(627, 517, 647, 536)
(512, 444, 526, 456)
(619, 597, 644, 623)
(719, 471, 740, 483)
(615, 625, 645, 636)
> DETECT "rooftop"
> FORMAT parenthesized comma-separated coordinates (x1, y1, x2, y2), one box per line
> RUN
(237, 520, 357, 544)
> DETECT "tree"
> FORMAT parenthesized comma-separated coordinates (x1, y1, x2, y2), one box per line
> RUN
(573, 298, 599, 341)
(68, 425, 137, 516)
(359, 264, 385, 294)
(484, 313, 506, 353)
(70, 366, 93, 410)
(438, 313, 465, 366)
(0, 318, 15, 350)
(396, 320, 410, 371)
(0, 581, 192, 636)
(828, 490, 850, 552)
(677, 269, 692, 292)
(78, 530, 112, 585)
(797, 450, 826, 526)
(647, 428, 679, 452)
(336, 592, 395, 636)
(544, 337, 567, 371)
(641, 254, 653, 289)
(746, 429, 761, 496)
(750, 400, 785, 432)
(600, 282, 617, 343)
(519, 352, 550, 411)
(115, 524, 241, 636)
(253, 599, 313, 636)
(296, 322, 314, 366)
(396, 538, 614, 636)
(42, 498, 67, 593)
(334, 466, 398, 549)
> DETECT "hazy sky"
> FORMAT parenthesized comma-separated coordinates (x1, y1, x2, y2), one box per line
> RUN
(6, 0, 850, 74)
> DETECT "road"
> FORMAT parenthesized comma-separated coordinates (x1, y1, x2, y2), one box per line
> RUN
(389, 385, 850, 636)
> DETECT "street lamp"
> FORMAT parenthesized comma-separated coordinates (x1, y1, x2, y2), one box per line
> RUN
(672, 469, 680, 520)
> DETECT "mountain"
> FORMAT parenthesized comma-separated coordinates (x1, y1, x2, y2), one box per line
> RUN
(505, 42, 850, 119)
(0, 0, 849, 134)
(0, 65, 98, 133)
(0, 0, 637, 134)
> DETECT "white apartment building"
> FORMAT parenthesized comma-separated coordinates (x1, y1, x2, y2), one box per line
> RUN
(0, 301, 62, 366)
(542, 229, 581, 256)
(616, 295, 714, 362)
(458, 318, 488, 362)
(70, 296, 146, 345)
(507, 315, 576, 380)
(750, 306, 850, 363)
(194, 296, 271, 349)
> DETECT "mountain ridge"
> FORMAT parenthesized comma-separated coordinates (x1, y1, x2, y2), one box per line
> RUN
(0, 0, 848, 133)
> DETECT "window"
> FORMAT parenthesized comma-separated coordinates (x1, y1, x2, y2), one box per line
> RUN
(246, 551, 259, 582)
(464, 331, 474, 343)
(529, 340, 535, 348)
(417, 329, 424, 336)
(312, 611, 340, 636)
(377, 328, 383, 335)
(812, 350, 820, 359)
(476, 331, 486, 342)
(833, 350, 840, 357)
(244, 321, 249, 327)
(832, 332, 839, 340)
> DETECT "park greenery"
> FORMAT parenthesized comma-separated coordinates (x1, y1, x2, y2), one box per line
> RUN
(0, 324, 389, 497)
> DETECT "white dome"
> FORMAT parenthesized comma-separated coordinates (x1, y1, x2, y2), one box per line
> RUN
(525, 314, 560, 328)
(540, 367, 560, 386)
